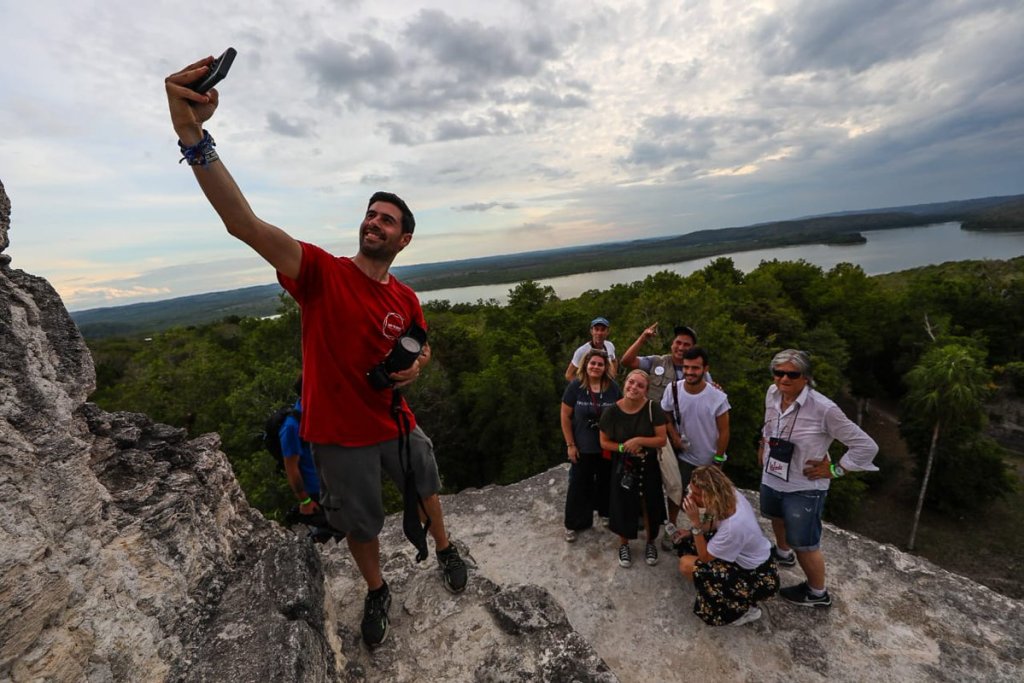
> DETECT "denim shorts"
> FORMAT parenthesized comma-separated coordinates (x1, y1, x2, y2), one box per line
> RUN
(759, 485, 828, 551)
(313, 425, 441, 543)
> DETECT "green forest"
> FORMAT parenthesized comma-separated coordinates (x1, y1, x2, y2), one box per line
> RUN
(87, 256, 1024, 531)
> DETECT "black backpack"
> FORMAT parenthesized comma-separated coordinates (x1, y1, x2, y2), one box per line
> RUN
(262, 405, 302, 472)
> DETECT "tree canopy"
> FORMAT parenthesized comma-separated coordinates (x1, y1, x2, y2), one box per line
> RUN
(87, 257, 1023, 522)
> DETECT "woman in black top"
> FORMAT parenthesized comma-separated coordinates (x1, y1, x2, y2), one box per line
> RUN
(599, 369, 668, 569)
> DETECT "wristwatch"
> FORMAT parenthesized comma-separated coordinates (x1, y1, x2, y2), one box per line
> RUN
(690, 526, 704, 536)
(830, 463, 846, 478)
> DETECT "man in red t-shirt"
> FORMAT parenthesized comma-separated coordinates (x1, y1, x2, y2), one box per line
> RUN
(165, 57, 467, 649)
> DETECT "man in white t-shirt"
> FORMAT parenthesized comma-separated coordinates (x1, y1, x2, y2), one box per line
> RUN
(660, 346, 730, 529)
(564, 317, 618, 381)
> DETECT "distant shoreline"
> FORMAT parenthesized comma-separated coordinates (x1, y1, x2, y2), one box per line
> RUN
(68, 194, 1024, 338)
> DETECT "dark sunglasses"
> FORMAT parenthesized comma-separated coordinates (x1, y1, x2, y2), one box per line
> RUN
(772, 369, 803, 380)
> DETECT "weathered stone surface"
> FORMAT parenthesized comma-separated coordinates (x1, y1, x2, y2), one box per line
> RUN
(2, 178, 1023, 683)
(1, 180, 333, 682)
(0, 179, 10, 265)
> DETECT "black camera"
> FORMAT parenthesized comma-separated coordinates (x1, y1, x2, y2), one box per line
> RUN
(620, 471, 637, 492)
(367, 323, 428, 390)
(586, 418, 600, 430)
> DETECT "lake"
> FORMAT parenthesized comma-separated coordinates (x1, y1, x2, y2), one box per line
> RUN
(419, 222, 1024, 305)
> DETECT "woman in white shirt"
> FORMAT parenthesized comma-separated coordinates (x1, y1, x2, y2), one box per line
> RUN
(678, 466, 779, 626)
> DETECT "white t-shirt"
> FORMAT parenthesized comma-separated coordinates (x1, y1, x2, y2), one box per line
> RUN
(707, 493, 770, 570)
(571, 340, 617, 368)
(660, 381, 730, 466)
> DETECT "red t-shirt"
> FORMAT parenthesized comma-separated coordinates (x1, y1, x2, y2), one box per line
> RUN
(277, 242, 426, 446)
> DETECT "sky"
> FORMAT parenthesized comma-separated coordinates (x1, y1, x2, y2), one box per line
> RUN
(1, 0, 1023, 311)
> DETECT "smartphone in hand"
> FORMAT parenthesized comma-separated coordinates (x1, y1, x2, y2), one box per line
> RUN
(187, 48, 237, 93)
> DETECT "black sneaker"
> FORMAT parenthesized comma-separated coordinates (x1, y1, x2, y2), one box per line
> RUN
(780, 581, 832, 608)
(361, 582, 392, 648)
(771, 545, 797, 568)
(437, 544, 468, 594)
(618, 543, 632, 568)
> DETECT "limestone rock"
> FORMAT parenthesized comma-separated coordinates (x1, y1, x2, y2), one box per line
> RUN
(0, 179, 10, 265)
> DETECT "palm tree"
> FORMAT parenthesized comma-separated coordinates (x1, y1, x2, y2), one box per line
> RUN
(904, 344, 990, 551)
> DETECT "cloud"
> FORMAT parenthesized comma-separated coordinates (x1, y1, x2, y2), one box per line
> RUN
(405, 9, 561, 81)
(298, 37, 401, 92)
(435, 110, 520, 141)
(266, 112, 315, 138)
(623, 113, 779, 174)
(453, 202, 520, 212)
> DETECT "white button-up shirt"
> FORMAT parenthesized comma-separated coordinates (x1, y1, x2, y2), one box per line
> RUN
(760, 384, 879, 493)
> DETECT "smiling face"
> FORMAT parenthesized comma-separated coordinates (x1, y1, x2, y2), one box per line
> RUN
(590, 324, 609, 345)
(670, 333, 696, 362)
(359, 201, 411, 261)
(623, 371, 649, 399)
(585, 354, 607, 380)
(772, 361, 809, 401)
(682, 357, 707, 386)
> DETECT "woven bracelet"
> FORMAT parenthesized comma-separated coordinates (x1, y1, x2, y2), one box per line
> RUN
(178, 129, 219, 167)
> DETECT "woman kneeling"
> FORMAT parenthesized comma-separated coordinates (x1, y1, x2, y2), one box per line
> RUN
(678, 466, 779, 626)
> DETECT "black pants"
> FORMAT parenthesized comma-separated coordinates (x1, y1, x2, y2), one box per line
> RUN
(564, 452, 612, 530)
(608, 452, 666, 540)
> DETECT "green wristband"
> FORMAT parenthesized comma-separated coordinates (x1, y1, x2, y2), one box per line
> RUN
(713, 454, 727, 463)
(299, 496, 312, 505)
(829, 464, 843, 478)
(618, 443, 625, 453)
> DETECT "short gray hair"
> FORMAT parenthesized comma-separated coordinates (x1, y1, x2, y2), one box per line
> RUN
(770, 349, 815, 386)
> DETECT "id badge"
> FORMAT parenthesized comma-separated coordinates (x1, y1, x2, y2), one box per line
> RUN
(765, 437, 795, 482)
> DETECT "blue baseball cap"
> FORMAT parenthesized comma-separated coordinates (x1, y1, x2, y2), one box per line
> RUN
(591, 317, 610, 327)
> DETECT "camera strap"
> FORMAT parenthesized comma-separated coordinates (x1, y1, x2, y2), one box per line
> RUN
(670, 381, 682, 432)
(392, 388, 432, 562)
(587, 385, 604, 418)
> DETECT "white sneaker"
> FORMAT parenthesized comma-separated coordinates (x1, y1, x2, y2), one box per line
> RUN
(730, 606, 762, 626)
(564, 529, 577, 543)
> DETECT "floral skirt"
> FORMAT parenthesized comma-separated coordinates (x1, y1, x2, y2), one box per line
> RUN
(679, 534, 780, 626)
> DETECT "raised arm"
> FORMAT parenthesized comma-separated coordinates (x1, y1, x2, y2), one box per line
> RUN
(620, 322, 658, 371)
(165, 57, 302, 279)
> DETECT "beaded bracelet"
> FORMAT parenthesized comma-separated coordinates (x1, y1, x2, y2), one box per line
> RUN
(178, 129, 219, 167)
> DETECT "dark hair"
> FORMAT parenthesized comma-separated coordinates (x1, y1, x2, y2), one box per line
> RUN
(368, 191, 416, 234)
(682, 346, 709, 366)
(673, 325, 697, 343)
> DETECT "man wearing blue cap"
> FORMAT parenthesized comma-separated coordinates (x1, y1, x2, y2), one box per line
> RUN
(564, 317, 618, 381)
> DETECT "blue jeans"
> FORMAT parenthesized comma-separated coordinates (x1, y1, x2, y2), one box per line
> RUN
(759, 485, 828, 551)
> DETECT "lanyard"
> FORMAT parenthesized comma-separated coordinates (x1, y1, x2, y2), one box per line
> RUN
(587, 385, 605, 418)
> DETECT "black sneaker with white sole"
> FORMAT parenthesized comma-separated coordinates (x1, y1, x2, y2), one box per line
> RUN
(780, 581, 832, 607)
(361, 582, 392, 648)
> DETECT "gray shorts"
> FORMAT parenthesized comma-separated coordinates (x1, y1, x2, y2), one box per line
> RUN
(312, 425, 442, 542)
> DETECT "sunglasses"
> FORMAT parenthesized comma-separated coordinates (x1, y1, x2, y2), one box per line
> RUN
(772, 369, 803, 380)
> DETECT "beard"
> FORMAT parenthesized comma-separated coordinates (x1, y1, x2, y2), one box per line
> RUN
(359, 230, 403, 262)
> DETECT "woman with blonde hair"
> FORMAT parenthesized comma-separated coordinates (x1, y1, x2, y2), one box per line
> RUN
(677, 465, 779, 626)
(599, 369, 668, 569)
(560, 349, 622, 541)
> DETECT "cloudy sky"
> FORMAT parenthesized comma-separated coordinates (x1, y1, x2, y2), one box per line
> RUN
(2, 0, 1022, 310)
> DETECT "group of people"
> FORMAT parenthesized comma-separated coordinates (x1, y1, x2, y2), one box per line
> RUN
(560, 318, 879, 626)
